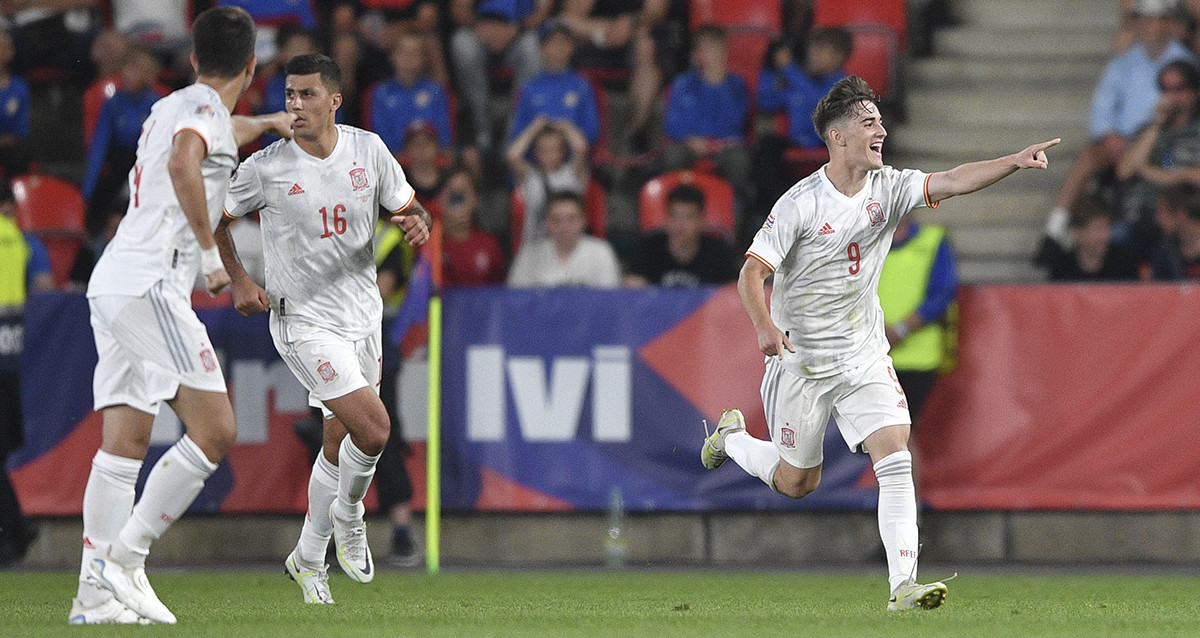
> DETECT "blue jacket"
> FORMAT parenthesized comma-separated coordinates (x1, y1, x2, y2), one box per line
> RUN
(0, 76, 30, 139)
(663, 70, 748, 142)
(82, 88, 158, 201)
(509, 70, 600, 145)
(757, 62, 842, 149)
(369, 77, 453, 152)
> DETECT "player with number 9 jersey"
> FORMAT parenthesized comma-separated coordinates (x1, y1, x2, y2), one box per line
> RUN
(223, 124, 414, 340)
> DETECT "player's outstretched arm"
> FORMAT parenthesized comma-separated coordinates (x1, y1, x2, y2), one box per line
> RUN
(925, 138, 1060, 206)
(389, 199, 433, 247)
(231, 111, 297, 147)
(214, 214, 269, 316)
(737, 257, 795, 360)
(169, 129, 230, 295)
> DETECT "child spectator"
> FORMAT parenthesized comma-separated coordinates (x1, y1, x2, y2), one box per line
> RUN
(400, 122, 452, 206)
(624, 184, 737, 286)
(506, 116, 590, 248)
(508, 191, 619, 287)
(507, 18, 601, 147)
(659, 25, 751, 208)
(81, 47, 160, 233)
(369, 31, 454, 154)
(0, 31, 30, 179)
(438, 169, 507, 286)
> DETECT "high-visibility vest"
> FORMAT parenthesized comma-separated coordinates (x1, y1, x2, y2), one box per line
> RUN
(375, 221, 413, 308)
(0, 215, 29, 308)
(879, 224, 946, 371)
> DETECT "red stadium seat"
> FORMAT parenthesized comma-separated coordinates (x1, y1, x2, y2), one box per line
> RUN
(511, 179, 607, 253)
(12, 174, 87, 288)
(689, 0, 782, 32)
(813, 0, 908, 52)
(843, 25, 899, 99)
(639, 170, 735, 241)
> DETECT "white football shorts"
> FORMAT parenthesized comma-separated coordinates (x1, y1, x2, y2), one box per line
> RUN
(760, 354, 911, 469)
(269, 312, 381, 419)
(90, 283, 227, 415)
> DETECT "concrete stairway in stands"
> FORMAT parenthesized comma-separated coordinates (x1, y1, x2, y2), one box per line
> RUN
(891, 0, 1118, 282)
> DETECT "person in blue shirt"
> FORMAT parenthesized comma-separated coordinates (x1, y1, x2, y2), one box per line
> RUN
(219, 0, 319, 30)
(758, 28, 852, 151)
(660, 24, 751, 218)
(81, 47, 160, 234)
(449, 0, 553, 152)
(507, 18, 601, 148)
(0, 31, 30, 180)
(370, 31, 454, 154)
(1042, 0, 1195, 249)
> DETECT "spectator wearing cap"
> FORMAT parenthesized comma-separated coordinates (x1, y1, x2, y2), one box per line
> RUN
(399, 121, 451, 208)
(1041, 0, 1196, 250)
(507, 18, 601, 147)
(449, 0, 554, 153)
(370, 30, 454, 155)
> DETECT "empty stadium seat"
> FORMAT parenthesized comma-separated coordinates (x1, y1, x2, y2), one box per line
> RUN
(12, 174, 86, 288)
(639, 170, 735, 240)
(688, 0, 783, 99)
(842, 25, 899, 99)
(812, 0, 908, 52)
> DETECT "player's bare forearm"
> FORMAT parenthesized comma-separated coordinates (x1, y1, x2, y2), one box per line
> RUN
(926, 138, 1060, 205)
(390, 199, 432, 247)
(215, 215, 269, 315)
(231, 112, 296, 147)
(215, 215, 249, 283)
(738, 257, 794, 359)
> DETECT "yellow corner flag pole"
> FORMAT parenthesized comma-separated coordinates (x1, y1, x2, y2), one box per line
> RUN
(425, 220, 443, 575)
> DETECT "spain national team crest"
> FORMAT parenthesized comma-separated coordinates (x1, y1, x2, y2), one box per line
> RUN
(865, 200, 886, 227)
(349, 167, 369, 191)
(780, 426, 796, 448)
(199, 349, 217, 372)
(318, 361, 338, 382)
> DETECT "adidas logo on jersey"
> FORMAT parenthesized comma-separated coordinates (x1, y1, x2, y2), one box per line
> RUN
(288, 183, 305, 196)
(818, 223, 835, 235)
(898, 398, 908, 409)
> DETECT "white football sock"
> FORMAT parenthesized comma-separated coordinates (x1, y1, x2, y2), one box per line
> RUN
(333, 436, 380, 522)
(725, 431, 780, 491)
(875, 450, 919, 593)
(296, 452, 339, 566)
(114, 435, 217, 564)
(78, 450, 141, 596)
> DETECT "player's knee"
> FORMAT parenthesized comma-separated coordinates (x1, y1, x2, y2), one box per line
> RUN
(773, 472, 820, 499)
(205, 417, 238, 457)
(358, 414, 391, 455)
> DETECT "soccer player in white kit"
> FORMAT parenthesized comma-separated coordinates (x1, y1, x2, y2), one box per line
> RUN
(701, 76, 1060, 610)
(215, 53, 431, 605)
(71, 7, 297, 626)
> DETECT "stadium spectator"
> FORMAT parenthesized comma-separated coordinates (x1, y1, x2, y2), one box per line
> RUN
(1037, 196, 1140, 281)
(71, 6, 295, 625)
(508, 190, 619, 287)
(399, 122, 452, 204)
(557, 0, 676, 153)
(354, 0, 448, 84)
(449, 0, 552, 153)
(507, 116, 589, 247)
(81, 47, 161, 234)
(758, 29, 853, 152)
(438, 168, 506, 286)
(879, 214, 960, 424)
(217, 53, 431, 605)
(0, 31, 31, 179)
(702, 74, 1059, 611)
(508, 18, 601, 147)
(110, 0, 192, 74)
(0, 181, 52, 568)
(1041, 0, 1194, 250)
(624, 183, 737, 287)
(659, 25, 752, 212)
(1115, 59, 1200, 257)
(1147, 183, 1200, 277)
(6, 0, 101, 84)
(369, 31, 454, 154)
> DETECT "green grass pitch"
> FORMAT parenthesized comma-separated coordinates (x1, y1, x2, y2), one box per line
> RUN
(5, 569, 1200, 637)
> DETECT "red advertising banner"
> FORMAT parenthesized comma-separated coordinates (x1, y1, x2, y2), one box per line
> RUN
(917, 284, 1200, 510)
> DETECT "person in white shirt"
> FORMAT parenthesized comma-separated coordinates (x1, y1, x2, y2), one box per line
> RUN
(73, 6, 295, 627)
(215, 53, 431, 606)
(701, 75, 1059, 612)
(507, 191, 620, 288)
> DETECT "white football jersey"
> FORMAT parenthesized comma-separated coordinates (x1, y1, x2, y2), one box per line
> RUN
(746, 164, 935, 379)
(224, 125, 416, 339)
(88, 83, 239, 298)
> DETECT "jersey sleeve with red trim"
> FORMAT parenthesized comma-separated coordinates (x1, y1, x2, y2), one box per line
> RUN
(886, 166, 934, 217)
(173, 100, 223, 156)
(224, 153, 266, 218)
(373, 134, 416, 213)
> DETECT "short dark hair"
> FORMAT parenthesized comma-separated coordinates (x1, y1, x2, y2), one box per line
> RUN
(1159, 59, 1200, 92)
(811, 75, 878, 145)
(285, 53, 343, 93)
(192, 6, 256, 78)
(1068, 195, 1112, 228)
(809, 28, 853, 59)
(667, 184, 705, 211)
(1160, 183, 1200, 220)
(547, 190, 585, 213)
(693, 24, 726, 46)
